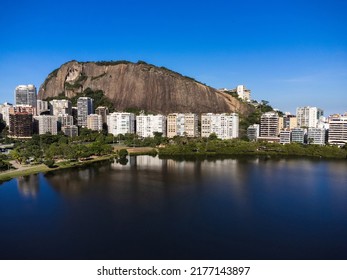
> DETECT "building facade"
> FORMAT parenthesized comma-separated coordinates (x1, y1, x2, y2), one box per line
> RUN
(307, 128, 326, 145)
(36, 100, 50, 115)
(9, 112, 33, 138)
(50, 99, 72, 116)
(95, 106, 109, 124)
(57, 114, 74, 128)
(279, 130, 291, 144)
(236, 85, 251, 101)
(296, 106, 324, 128)
(167, 113, 198, 138)
(328, 114, 347, 145)
(247, 124, 260, 141)
(77, 97, 93, 127)
(107, 112, 135, 136)
(136, 114, 167, 138)
(15, 85, 37, 108)
(0, 102, 13, 125)
(62, 125, 78, 137)
(201, 113, 239, 139)
(34, 116, 58, 135)
(87, 114, 103, 131)
(291, 128, 305, 144)
(260, 111, 279, 137)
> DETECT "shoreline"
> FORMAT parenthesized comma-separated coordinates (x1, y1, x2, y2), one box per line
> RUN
(1, 146, 346, 183)
(0, 146, 158, 183)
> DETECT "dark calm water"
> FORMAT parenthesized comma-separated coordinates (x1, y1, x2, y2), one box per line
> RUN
(1, 156, 347, 260)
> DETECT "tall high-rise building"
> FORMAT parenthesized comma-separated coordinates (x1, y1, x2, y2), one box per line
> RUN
(34, 116, 58, 135)
(296, 106, 324, 128)
(9, 110, 33, 138)
(136, 114, 167, 138)
(50, 99, 72, 116)
(77, 97, 93, 127)
(87, 114, 103, 131)
(201, 113, 239, 139)
(15, 85, 37, 107)
(260, 111, 279, 137)
(167, 113, 198, 138)
(107, 112, 135, 136)
(328, 114, 347, 146)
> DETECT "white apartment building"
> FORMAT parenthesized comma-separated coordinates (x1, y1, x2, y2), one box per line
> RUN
(167, 113, 198, 138)
(296, 106, 324, 128)
(87, 114, 103, 131)
(307, 128, 326, 145)
(247, 124, 260, 141)
(136, 114, 167, 138)
(236, 85, 251, 101)
(107, 112, 135, 136)
(328, 114, 347, 146)
(50, 99, 72, 116)
(260, 111, 279, 137)
(201, 113, 239, 139)
(0, 102, 13, 125)
(34, 115, 58, 135)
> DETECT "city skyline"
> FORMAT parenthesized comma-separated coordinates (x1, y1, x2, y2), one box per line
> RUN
(1, 0, 346, 116)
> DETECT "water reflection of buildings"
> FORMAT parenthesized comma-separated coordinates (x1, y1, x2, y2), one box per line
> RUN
(17, 175, 39, 197)
(45, 163, 111, 195)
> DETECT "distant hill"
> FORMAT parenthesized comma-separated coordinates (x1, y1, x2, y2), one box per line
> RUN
(38, 60, 253, 115)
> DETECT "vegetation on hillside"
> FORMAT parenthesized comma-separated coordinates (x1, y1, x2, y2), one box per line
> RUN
(43, 88, 115, 111)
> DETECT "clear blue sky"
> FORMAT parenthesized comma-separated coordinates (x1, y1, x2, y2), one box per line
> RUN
(1, 0, 346, 116)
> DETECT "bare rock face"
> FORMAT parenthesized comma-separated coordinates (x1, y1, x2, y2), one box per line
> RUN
(38, 60, 253, 115)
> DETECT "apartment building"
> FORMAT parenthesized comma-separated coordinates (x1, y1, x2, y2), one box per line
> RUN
(201, 113, 239, 139)
(34, 115, 58, 135)
(107, 112, 135, 136)
(136, 114, 167, 138)
(87, 114, 103, 131)
(50, 99, 72, 116)
(77, 97, 93, 127)
(307, 128, 326, 145)
(291, 128, 305, 144)
(167, 113, 198, 138)
(260, 111, 279, 137)
(296, 106, 324, 128)
(328, 114, 347, 146)
(15, 84, 37, 108)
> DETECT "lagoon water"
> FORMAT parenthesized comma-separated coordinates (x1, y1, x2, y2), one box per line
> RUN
(1, 156, 347, 260)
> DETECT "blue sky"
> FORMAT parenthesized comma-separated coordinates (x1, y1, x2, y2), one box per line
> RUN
(1, 0, 346, 115)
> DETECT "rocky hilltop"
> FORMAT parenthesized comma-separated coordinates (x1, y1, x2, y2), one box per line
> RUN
(38, 60, 253, 115)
